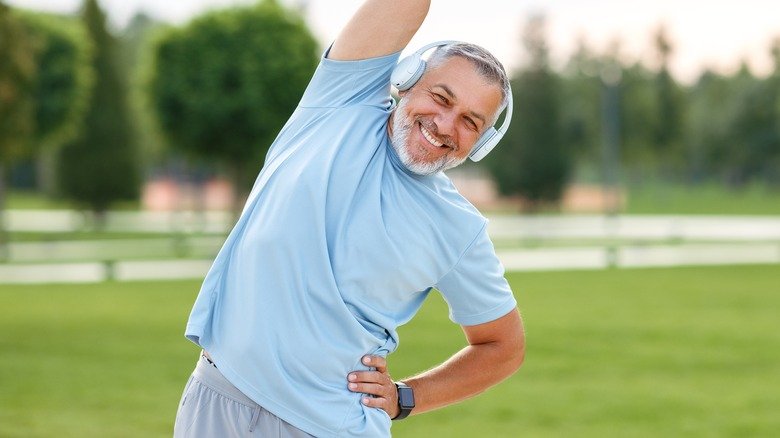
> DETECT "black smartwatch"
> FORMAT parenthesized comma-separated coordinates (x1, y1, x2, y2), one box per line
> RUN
(392, 382, 415, 420)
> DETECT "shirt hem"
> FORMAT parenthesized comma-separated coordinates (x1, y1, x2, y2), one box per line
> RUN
(451, 297, 518, 327)
(207, 351, 355, 438)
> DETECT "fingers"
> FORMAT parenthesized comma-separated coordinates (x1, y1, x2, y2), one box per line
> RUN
(360, 393, 399, 419)
(349, 370, 385, 383)
(349, 384, 399, 419)
(347, 357, 399, 418)
(348, 381, 386, 396)
(348, 371, 390, 394)
(362, 355, 387, 373)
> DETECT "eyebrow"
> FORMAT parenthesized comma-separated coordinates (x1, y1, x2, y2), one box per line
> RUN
(432, 84, 488, 127)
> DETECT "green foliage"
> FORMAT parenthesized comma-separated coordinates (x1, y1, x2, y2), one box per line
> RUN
(553, 26, 780, 189)
(651, 26, 686, 162)
(560, 40, 601, 161)
(486, 15, 571, 208)
(618, 62, 657, 167)
(0, 2, 37, 164)
(686, 64, 780, 188)
(17, 11, 93, 152)
(0, 1, 38, 256)
(686, 70, 729, 182)
(120, 13, 166, 166)
(148, 0, 319, 196)
(721, 76, 780, 185)
(56, 0, 140, 214)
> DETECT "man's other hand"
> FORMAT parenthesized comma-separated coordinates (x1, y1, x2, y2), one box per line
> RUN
(347, 355, 400, 419)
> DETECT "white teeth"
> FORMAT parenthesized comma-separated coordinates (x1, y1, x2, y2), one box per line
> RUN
(420, 124, 444, 147)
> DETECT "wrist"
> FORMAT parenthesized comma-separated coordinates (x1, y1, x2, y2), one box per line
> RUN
(392, 382, 415, 420)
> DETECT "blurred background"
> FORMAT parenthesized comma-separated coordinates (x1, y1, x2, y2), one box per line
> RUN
(1, 0, 778, 436)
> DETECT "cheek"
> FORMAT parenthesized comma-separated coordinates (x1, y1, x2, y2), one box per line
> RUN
(458, 130, 482, 155)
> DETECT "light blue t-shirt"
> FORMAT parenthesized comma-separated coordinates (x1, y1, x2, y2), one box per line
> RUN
(184, 48, 517, 437)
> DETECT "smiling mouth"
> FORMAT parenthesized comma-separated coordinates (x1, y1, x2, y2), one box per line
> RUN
(419, 123, 448, 149)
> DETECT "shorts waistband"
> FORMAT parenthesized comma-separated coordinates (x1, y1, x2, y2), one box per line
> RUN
(192, 354, 259, 408)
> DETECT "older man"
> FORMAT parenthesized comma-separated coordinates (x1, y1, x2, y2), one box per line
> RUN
(174, 1, 525, 437)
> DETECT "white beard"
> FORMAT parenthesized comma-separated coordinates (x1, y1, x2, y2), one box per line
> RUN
(390, 98, 468, 176)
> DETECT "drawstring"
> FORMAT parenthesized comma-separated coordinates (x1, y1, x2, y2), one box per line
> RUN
(248, 406, 261, 433)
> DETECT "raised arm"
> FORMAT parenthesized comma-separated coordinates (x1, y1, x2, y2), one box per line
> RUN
(328, 0, 431, 61)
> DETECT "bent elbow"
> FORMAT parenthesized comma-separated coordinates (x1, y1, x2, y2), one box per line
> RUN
(510, 335, 526, 372)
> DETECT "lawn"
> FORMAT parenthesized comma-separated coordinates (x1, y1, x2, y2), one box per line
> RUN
(623, 182, 780, 215)
(1, 265, 778, 437)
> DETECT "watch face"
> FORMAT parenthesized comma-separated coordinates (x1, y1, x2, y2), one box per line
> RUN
(398, 386, 415, 408)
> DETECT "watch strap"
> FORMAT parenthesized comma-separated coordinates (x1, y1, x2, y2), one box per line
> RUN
(392, 382, 415, 420)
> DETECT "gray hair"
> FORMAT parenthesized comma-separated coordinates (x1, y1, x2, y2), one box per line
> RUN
(425, 43, 511, 123)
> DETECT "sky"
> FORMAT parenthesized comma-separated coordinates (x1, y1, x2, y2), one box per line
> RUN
(7, 0, 780, 84)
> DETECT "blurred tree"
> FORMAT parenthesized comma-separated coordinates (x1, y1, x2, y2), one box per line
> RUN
(651, 26, 686, 177)
(121, 12, 165, 167)
(148, 0, 319, 212)
(20, 12, 93, 153)
(16, 11, 93, 194)
(618, 61, 657, 181)
(560, 38, 602, 169)
(0, 1, 36, 258)
(720, 61, 780, 187)
(686, 69, 732, 183)
(0, 3, 36, 166)
(766, 38, 780, 185)
(56, 0, 140, 224)
(485, 15, 569, 211)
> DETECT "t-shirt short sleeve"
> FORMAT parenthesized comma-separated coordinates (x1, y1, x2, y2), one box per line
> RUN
(435, 223, 517, 326)
(298, 46, 401, 109)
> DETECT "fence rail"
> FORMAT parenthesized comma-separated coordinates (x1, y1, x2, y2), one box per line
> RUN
(486, 214, 780, 241)
(6, 210, 233, 234)
(1, 210, 779, 284)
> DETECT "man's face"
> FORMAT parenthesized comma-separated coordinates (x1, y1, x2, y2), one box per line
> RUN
(389, 56, 503, 175)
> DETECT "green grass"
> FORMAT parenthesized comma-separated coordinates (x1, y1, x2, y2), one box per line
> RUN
(6, 190, 140, 210)
(1, 265, 779, 437)
(624, 182, 780, 215)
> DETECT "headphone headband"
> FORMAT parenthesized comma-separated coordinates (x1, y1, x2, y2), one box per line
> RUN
(411, 40, 460, 57)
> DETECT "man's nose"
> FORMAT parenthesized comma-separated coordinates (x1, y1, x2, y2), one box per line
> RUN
(433, 110, 457, 137)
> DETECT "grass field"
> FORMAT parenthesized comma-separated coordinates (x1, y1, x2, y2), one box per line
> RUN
(624, 182, 780, 215)
(1, 265, 779, 437)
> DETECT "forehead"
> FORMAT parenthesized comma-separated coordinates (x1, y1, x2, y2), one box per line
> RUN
(420, 56, 503, 115)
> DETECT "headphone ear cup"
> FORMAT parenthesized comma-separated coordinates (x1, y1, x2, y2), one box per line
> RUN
(391, 55, 426, 91)
(469, 127, 500, 162)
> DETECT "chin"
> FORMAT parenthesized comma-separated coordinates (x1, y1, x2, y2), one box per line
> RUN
(396, 141, 467, 175)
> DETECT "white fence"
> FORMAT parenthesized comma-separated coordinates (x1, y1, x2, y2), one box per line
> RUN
(1, 211, 779, 284)
(8, 210, 780, 241)
(5, 210, 233, 234)
(497, 243, 780, 271)
(486, 214, 780, 241)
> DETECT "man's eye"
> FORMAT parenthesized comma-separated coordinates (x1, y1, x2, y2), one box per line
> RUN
(466, 118, 478, 131)
(433, 93, 448, 104)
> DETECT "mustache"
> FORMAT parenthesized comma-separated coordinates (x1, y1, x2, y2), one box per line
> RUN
(414, 117, 457, 150)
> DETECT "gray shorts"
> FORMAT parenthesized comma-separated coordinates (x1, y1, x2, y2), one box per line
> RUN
(173, 354, 315, 437)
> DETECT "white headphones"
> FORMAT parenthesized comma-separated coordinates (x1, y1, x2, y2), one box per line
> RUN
(390, 41, 513, 162)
